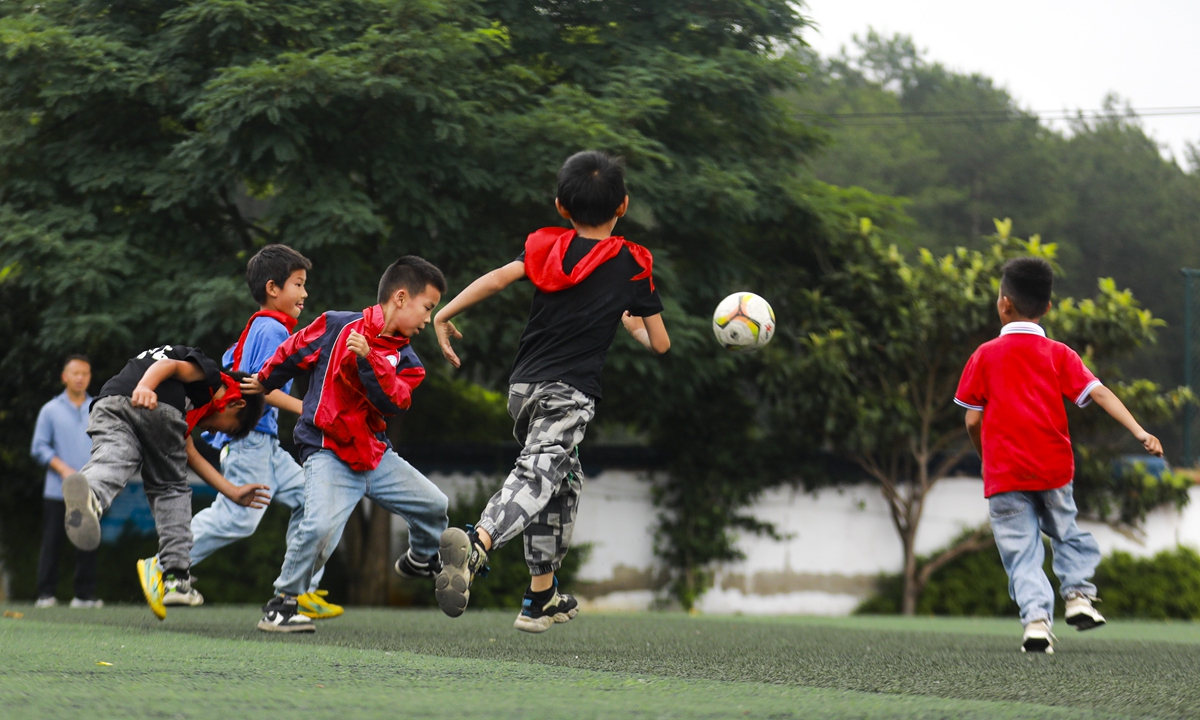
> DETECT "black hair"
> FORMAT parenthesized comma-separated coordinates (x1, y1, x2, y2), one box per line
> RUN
(224, 370, 265, 441)
(246, 244, 312, 305)
(62, 354, 90, 370)
(556, 151, 626, 227)
(377, 255, 447, 305)
(1000, 257, 1054, 319)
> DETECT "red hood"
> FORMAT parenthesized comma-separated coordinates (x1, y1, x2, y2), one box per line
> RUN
(523, 227, 654, 293)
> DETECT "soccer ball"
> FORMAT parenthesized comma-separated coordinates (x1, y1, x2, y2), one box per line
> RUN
(712, 292, 776, 352)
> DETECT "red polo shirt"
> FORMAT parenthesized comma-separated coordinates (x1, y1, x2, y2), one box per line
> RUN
(954, 321, 1101, 497)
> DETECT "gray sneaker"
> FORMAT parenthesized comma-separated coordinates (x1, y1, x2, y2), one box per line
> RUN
(62, 473, 102, 551)
(34, 596, 57, 609)
(163, 576, 204, 607)
(69, 598, 105, 609)
(435, 527, 489, 618)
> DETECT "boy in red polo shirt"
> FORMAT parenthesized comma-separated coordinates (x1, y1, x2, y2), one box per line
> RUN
(956, 257, 1162, 654)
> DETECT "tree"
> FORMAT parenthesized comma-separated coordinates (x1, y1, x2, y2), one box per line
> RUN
(760, 205, 1190, 615)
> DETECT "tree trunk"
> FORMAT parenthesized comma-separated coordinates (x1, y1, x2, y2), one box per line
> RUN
(341, 500, 394, 606)
(900, 530, 920, 615)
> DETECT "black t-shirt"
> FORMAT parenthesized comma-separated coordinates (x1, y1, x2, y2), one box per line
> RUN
(97, 345, 223, 415)
(509, 236, 664, 399)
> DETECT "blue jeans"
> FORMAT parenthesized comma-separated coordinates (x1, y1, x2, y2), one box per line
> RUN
(190, 431, 333, 593)
(273, 449, 449, 596)
(989, 482, 1101, 626)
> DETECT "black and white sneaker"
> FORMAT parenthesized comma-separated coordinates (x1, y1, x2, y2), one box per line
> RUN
(257, 594, 315, 633)
(513, 583, 579, 634)
(1065, 592, 1106, 631)
(63, 473, 103, 551)
(435, 526, 489, 618)
(1021, 620, 1055, 654)
(395, 548, 442, 579)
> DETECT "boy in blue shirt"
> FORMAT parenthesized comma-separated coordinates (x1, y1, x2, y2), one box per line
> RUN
(169, 244, 343, 619)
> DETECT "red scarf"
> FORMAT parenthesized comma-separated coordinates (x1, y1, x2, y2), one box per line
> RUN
(230, 310, 299, 372)
(186, 373, 244, 436)
(523, 227, 655, 293)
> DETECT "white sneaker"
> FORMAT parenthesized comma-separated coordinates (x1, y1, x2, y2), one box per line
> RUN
(1065, 592, 1106, 631)
(34, 597, 57, 609)
(69, 598, 104, 609)
(1021, 620, 1055, 654)
(162, 576, 204, 607)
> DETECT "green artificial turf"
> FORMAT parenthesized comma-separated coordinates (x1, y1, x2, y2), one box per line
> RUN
(1, 605, 1196, 719)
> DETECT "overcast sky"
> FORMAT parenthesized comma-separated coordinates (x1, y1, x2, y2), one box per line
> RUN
(800, 0, 1200, 169)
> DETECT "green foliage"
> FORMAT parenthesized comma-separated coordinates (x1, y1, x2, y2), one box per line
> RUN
(399, 477, 589, 610)
(860, 532, 1200, 621)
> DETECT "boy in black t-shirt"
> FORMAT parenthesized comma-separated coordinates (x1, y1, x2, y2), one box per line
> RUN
(433, 151, 670, 632)
(62, 345, 269, 619)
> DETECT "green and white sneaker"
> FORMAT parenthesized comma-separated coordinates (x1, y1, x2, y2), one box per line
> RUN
(63, 473, 102, 552)
(163, 575, 204, 607)
(513, 583, 579, 634)
(435, 527, 489, 618)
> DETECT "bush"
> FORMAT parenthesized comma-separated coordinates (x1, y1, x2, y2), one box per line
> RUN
(858, 531, 1200, 620)
(398, 477, 589, 610)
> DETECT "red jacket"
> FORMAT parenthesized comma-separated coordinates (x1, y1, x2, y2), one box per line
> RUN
(259, 305, 424, 471)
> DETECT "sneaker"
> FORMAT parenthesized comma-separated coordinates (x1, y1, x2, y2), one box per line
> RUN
(63, 473, 102, 552)
(296, 590, 343, 619)
(435, 526, 489, 618)
(34, 597, 57, 609)
(69, 598, 105, 609)
(258, 595, 315, 633)
(1065, 592, 1106, 631)
(514, 584, 579, 634)
(163, 575, 204, 607)
(1021, 620, 1055, 654)
(136, 556, 167, 620)
(395, 548, 442, 579)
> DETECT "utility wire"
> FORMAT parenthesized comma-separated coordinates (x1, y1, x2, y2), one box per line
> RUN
(795, 105, 1200, 127)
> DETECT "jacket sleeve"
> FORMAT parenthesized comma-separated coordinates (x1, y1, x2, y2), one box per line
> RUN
(356, 350, 424, 415)
(31, 406, 56, 467)
(259, 314, 328, 393)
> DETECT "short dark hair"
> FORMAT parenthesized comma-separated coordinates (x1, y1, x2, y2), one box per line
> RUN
(225, 371, 265, 441)
(63, 354, 90, 370)
(377, 255, 447, 304)
(246, 244, 312, 305)
(556, 151, 626, 227)
(1000, 257, 1054, 319)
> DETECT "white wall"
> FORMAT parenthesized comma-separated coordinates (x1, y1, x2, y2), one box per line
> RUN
(411, 472, 1200, 616)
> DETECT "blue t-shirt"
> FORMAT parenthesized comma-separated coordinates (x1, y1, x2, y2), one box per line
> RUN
(30, 391, 93, 499)
(220, 316, 294, 439)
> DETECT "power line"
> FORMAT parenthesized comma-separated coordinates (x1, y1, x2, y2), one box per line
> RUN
(794, 105, 1200, 127)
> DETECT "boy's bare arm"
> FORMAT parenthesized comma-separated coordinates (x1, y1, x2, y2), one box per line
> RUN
(622, 312, 671, 354)
(1088, 385, 1163, 457)
(435, 260, 527, 368)
(965, 409, 983, 459)
(132, 359, 206, 410)
(264, 388, 302, 415)
(185, 435, 271, 508)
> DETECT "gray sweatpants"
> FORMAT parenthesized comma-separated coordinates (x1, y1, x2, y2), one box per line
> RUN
(81, 396, 193, 573)
(477, 381, 595, 576)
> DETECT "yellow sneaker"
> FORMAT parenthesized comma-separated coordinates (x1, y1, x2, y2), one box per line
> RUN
(137, 557, 167, 621)
(296, 590, 343, 619)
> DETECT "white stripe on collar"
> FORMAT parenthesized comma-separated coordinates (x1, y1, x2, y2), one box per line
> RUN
(1000, 321, 1046, 337)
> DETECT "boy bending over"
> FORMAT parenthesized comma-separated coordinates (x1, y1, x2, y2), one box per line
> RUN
(251, 256, 450, 632)
(63, 345, 269, 619)
(955, 257, 1162, 653)
(434, 151, 670, 633)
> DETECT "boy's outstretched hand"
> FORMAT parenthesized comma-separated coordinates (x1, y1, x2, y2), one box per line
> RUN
(227, 483, 272, 509)
(435, 317, 463, 368)
(241, 375, 265, 395)
(1137, 430, 1164, 458)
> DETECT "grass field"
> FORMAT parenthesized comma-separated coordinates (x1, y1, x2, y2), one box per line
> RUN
(2, 604, 1199, 719)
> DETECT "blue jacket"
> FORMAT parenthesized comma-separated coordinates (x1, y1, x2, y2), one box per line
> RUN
(31, 391, 93, 500)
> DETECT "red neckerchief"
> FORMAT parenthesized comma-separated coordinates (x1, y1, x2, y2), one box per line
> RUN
(230, 310, 299, 372)
(523, 227, 655, 293)
(186, 373, 244, 436)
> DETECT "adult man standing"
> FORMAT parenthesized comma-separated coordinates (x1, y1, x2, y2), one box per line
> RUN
(30, 355, 101, 608)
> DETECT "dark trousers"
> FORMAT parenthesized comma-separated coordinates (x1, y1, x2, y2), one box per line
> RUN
(37, 499, 99, 600)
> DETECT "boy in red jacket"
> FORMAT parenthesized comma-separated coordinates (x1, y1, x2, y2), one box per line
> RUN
(249, 256, 450, 632)
(433, 151, 670, 633)
(956, 257, 1162, 653)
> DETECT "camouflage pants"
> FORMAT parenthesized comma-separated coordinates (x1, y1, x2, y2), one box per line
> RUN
(477, 381, 595, 576)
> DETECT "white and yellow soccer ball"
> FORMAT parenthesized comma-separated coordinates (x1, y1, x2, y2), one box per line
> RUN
(712, 292, 776, 352)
